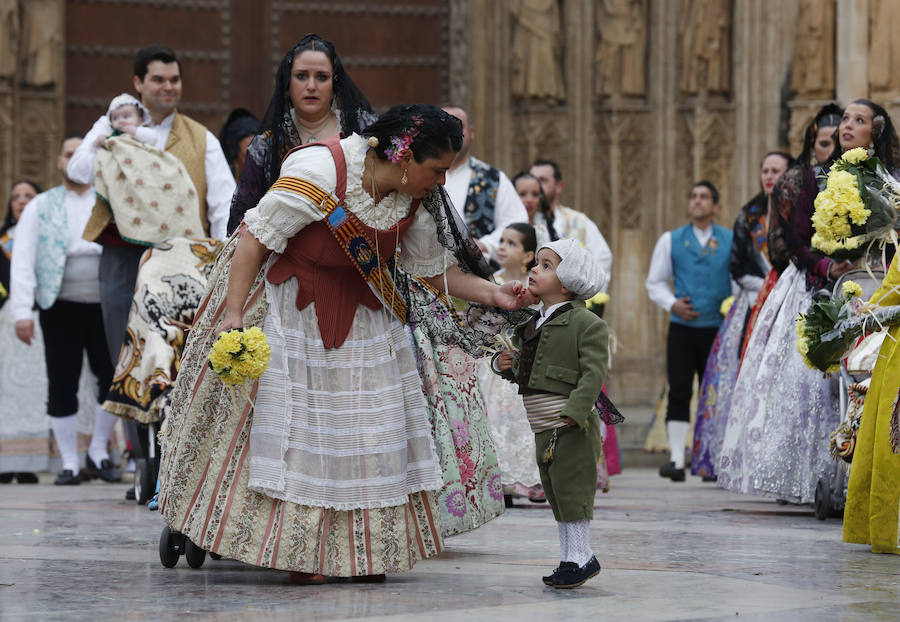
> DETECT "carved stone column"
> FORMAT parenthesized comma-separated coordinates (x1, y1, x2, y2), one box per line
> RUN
(0, 0, 65, 224)
(836, 0, 868, 103)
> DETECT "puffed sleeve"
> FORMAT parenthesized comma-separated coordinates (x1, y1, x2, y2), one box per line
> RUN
(243, 145, 335, 253)
(398, 207, 456, 277)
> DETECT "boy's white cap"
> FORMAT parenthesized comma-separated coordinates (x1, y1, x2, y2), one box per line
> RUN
(107, 93, 149, 124)
(537, 238, 608, 300)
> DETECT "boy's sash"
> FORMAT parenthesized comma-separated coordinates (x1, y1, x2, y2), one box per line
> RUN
(269, 175, 409, 324)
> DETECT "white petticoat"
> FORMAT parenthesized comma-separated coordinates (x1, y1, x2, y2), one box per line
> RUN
(247, 266, 443, 510)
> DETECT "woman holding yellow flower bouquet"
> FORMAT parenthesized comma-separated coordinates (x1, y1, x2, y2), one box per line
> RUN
(159, 105, 534, 582)
(719, 100, 900, 504)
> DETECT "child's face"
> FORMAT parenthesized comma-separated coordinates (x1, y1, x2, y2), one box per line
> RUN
(528, 248, 566, 300)
(110, 105, 141, 131)
(496, 228, 533, 272)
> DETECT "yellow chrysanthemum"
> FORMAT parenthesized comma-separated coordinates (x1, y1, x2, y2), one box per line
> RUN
(842, 280, 863, 298)
(841, 147, 868, 165)
(216, 330, 244, 354)
(588, 291, 610, 306)
(719, 296, 735, 316)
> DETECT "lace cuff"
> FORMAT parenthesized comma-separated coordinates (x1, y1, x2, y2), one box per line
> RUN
(244, 207, 288, 253)
(399, 248, 456, 277)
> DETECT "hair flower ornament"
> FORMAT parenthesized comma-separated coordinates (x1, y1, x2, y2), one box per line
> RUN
(383, 114, 424, 163)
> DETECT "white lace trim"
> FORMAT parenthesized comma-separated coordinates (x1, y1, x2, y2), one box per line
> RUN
(343, 134, 413, 230)
(245, 208, 288, 254)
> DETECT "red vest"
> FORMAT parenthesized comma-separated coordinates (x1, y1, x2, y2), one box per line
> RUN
(265, 137, 420, 349)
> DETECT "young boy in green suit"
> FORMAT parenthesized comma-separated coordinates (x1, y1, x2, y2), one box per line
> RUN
(495, 237, 609, 589)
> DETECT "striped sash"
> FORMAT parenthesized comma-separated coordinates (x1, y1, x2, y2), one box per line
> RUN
(269, 175, 409, 325)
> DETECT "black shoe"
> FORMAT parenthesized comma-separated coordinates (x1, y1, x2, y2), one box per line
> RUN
(125, 487, 136, 500)
(54, 470, 81, 485)
(659, 462, 686, 482)
(15, 472, 39, 484)
(0, 473, 13, 484)
(350, 574, 386, 583)
(551, 556, 601, 589)
(701, 475, 717, 482)
(542, 561, 576, 586)
(86, 456, 121, 483)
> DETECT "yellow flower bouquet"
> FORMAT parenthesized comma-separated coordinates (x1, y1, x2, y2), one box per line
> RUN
(208, 326, 271, 385)
(796, 279, 900, 374)
(811, 147, 900, 261)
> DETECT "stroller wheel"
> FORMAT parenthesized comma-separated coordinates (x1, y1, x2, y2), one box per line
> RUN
(184, 538, 207, 569)
(159, 526, 181, 568)
(814, 478, 830, 521)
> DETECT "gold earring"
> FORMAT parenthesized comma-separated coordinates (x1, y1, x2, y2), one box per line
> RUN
(401, 169, 408, 185)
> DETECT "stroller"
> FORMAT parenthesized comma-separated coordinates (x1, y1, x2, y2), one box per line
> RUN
(814, 267, 885, 520)
(102, 237, 224, 567)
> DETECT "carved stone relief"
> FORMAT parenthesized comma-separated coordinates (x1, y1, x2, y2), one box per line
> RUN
(595, 0, 647, 97)
(21, 0, 61, 87)
(679, 0, 731, 96)
(510, 0, 565, 102)
(0, 0, 18, 79)
(868, 0, 900, 99)
(790, 0, 835, 99)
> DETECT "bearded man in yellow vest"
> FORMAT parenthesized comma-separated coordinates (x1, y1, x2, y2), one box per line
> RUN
(67, 46, 235, 491)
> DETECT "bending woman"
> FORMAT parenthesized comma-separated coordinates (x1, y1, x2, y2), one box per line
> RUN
(159, 105, 530, 580)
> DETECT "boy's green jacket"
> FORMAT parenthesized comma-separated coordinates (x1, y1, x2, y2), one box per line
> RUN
(495, 304, 609, 429)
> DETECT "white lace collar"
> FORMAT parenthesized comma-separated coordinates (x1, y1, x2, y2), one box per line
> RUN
(343, 134, 413, 230)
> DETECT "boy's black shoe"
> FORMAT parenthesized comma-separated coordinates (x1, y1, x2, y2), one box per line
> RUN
(659, 462, 686, 482)
(54, 470, 81, 486)
(16, 472, 39, 484)
(552, 556, 601, 589)
(542, 561, 576, 586)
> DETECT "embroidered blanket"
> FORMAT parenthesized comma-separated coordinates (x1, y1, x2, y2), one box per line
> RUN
(102, 237, 222, 423)
(93, 135, 204, 246)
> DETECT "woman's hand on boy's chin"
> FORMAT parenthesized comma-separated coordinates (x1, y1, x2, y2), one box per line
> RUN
(494, 280, 538, 309)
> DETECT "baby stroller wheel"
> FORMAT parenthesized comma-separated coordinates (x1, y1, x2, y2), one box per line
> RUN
(814, 478, 830, 521)
(159, 526, 182, 568)
(209, 552, 222, 560)
(184, 538, 207, 569)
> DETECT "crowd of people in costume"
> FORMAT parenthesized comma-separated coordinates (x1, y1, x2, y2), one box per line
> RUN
(1, 32, 899, 599)
(647, 100, 900, 557)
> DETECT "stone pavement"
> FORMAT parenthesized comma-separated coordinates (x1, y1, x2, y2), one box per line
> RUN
(0, 468, 896, 621)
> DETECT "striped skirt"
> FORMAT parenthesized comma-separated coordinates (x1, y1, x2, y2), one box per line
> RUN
(159, 234, 443, 576)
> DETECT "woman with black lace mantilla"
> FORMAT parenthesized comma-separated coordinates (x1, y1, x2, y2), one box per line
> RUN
(226, 33, 376, 235)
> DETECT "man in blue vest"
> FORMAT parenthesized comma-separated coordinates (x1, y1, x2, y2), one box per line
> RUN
(645, 181, 732, 481)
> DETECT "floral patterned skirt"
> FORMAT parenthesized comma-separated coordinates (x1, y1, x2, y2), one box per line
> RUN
(691, 288, 753, 478)
(718, 265, 839, 503)
(407, 279, 505, 536)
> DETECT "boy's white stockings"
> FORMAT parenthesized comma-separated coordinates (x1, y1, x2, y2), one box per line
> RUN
(558, 519, 593, 568)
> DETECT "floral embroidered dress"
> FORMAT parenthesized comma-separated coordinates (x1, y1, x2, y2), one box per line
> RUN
(692, 194, 770, 478)
(406, 278, 506, 534)
(718, 167, 840, 503)
(160, 135, 451, 576)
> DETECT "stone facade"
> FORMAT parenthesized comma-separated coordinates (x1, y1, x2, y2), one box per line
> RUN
(1, 0, 890, 405)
